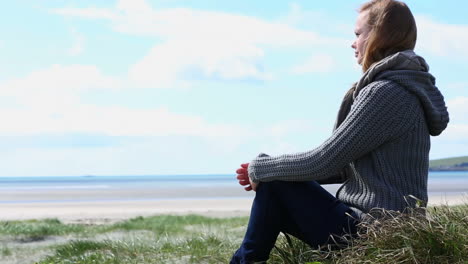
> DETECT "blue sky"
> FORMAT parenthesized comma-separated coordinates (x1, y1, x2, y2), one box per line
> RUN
(0, 0, 467, 176)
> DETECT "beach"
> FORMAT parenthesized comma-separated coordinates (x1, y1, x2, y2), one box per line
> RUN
(1, 180, 466, 264)
(1, 181, 466, 223)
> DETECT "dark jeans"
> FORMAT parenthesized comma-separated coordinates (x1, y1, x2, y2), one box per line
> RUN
(230, 180, 358, 263)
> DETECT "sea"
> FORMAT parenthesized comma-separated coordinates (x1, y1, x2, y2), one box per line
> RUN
(0, 174, 237, 190)
(0, 171, 467, 203)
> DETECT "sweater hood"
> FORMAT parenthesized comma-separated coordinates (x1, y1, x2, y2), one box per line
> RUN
(354, 50, 449, 136)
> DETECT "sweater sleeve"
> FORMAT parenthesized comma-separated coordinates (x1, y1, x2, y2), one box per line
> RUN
(248, 81, 415, 183)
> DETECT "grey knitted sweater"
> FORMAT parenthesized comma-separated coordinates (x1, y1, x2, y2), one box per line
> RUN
(248, 50, 449, 217)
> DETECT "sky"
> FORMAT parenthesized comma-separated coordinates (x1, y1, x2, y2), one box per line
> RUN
(0, 0, 467, 176)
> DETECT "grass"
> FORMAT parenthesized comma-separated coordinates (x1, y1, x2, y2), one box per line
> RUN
(0, 218, 86, 241)
(108, 214, 247, 235)
(270, 204, 468, 264)
(34, 215, 247, 264)
(1, 245, 12, 257)
(0, 215, 248, 264)
(38, 236, 235, 264)
(0, 205, 466, 263)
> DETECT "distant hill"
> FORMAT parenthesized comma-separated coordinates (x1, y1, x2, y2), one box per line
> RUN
(429, 156, 468, 171)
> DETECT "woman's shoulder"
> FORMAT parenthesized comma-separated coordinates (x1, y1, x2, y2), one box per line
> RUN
(357, 79, 415, 103)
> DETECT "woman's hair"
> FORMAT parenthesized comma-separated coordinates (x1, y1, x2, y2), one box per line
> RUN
(360, 0, 417, 71)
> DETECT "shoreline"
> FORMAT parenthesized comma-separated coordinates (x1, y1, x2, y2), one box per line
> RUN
(0, 198, 254, 223)
(1, 179, 467, 223)
(0, 193, 466, 223)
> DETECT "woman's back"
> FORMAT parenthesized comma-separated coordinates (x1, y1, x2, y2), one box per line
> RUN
(338, 50, 449, 216)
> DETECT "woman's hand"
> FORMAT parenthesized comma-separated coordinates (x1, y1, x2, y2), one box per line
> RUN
(236, 163, 258, 191)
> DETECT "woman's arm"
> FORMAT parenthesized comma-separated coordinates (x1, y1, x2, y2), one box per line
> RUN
(248, 81, 417, 183)
(249, 153, 349, 184)
(315, 167, 349, 184)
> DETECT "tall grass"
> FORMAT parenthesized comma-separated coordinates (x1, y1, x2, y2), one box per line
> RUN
(271, 204, 468, 264)
(1, 205, 466, 263)
(108, 214, 247, 235)
(36, 215, 249, 264)
(0, 218, 85, 241)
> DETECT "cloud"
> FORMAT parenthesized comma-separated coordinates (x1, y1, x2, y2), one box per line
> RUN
(0, 63, 327, 157)
(51, 0, 343, 87)
(0, 99, 254, 154)
(52, 7, 117, 20)
(431, 121, 468, 160)
(254, 118, 327, 156)
(0, 63, 255, 155)
(0, 99, 250, 139)
(129, 40, 272, 88)
(280, 3, 350, 34)
(446, 82, 468, 92)
(68, 29, 85, 56)
(0, 64, 120, 112)
(416, 15, 468, 58)
(439, 124, 468, 142)
(291, 54, 336, 74)
(0, 134, 256, 176)
(56, 3, 333, 45)
(268, 119, 315, 138)
(446, 96, 468, 123)
(431, 97, 468, 143)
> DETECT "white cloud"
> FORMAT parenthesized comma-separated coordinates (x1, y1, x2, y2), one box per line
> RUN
(431, 97, 468, 144)
(0, 64, 120, 112)
(129, 40, 271, 88)
(280, 2, 350, 34)
(2, 64, 118, 94)
(431, 122, 468, 160)
(51, 0, 342, 87)
(416, 15, 468, 58)
(0, 65, 247, 139)
(253, 119, 323, 156)
(68, 29, 85, 56)
(447, 96, 468, 123)
(52, 7, 117, 20)
(268, 119, 315, 138)
(0, 105, 245, 138)
(259, 141, 299, 156)
(84, 6, 333, 46)
(291, 54, 336, 74)
(446, 82, 468, 92)
(0, 63, 255, 154)
(280, 3, 303, 26)
(0, 134, 257, 176)
(116, 0, 152, 13)
(0, 63, 326, 158)
(438, 124, 468, 142)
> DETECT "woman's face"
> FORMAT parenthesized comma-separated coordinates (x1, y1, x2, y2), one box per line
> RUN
(352, 11, 371, 65)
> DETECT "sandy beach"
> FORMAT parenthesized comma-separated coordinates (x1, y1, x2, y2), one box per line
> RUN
(0, 184, 255, 222)
(1, 183, 466, 223)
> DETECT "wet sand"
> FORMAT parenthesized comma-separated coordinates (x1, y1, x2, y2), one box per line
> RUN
(0, 183, 465, 223)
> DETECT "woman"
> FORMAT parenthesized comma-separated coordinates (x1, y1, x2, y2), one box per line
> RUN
(231, 0, 449, 263)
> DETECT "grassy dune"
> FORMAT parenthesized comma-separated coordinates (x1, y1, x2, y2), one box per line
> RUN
(0, 205, 466, 264)
(272, 204, 468, 264)
(430, 156, 468, 168)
